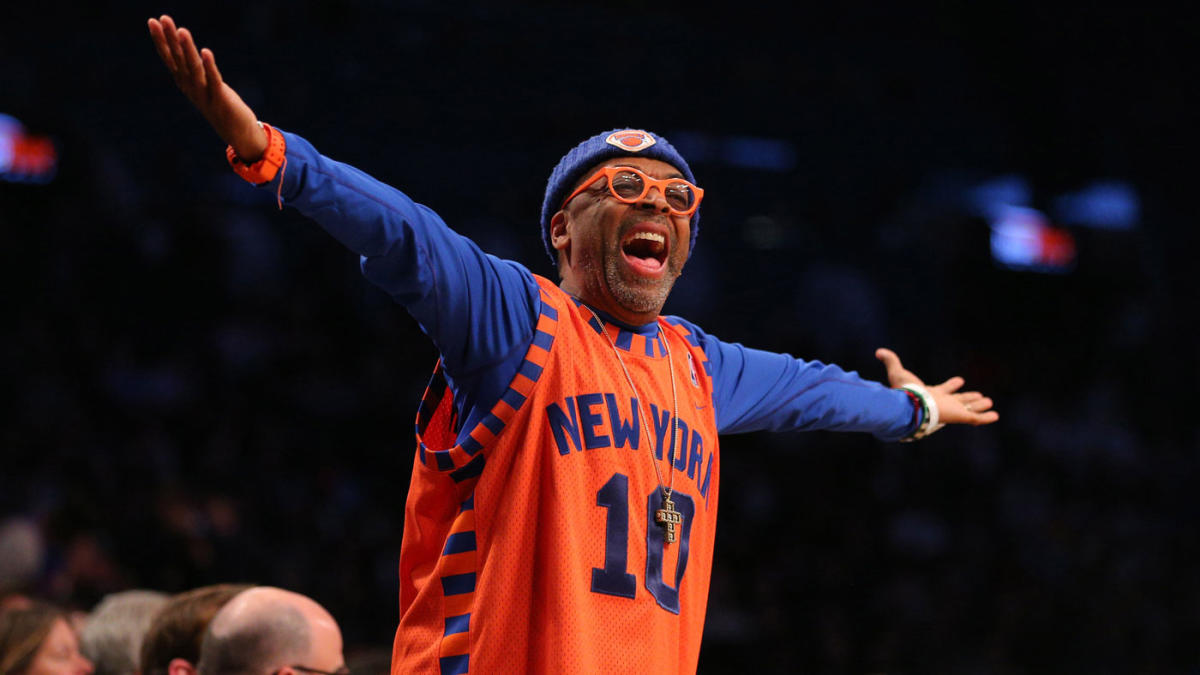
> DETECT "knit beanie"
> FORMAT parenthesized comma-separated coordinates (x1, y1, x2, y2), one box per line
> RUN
(540, 129, 699, 265)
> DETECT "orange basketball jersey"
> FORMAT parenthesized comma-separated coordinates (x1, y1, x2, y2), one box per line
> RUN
(392, 275, 721, 674)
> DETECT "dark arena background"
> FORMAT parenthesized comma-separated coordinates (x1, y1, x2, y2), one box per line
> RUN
(2, 2, 1196, 672)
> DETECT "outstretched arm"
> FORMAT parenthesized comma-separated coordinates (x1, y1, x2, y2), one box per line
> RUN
(874, 348, 999, 426)
(146, 15, 541, 443)
(670, 318, 997, 439)
(147, 15, 266, 162)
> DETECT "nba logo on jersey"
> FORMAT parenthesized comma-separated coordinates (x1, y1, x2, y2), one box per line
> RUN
(605, 130, 656, 152)
(687, 352, 700, 387)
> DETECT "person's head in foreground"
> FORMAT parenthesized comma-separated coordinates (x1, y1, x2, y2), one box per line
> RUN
(0, 603, 94, 675)
(78, 590, 169, 675)
(139, 583, 253, 675)
(195, 587, 345, 675)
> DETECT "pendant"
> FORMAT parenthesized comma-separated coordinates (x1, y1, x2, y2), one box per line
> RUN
(655, 493, 683, 544)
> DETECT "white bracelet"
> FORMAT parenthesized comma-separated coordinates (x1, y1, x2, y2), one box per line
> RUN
(899, 383, 944, 441)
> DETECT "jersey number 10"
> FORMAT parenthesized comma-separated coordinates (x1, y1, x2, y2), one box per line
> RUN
(591, 472, 694, 615)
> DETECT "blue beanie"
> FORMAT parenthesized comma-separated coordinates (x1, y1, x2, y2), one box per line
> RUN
(540, 129, 700, 265)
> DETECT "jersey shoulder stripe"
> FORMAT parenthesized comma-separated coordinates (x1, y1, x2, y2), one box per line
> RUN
(414, 283, 561, 477)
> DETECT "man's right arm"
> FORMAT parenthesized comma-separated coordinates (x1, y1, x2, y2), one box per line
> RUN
(147, 15, 539, 379)
(269, 130, 540, 377)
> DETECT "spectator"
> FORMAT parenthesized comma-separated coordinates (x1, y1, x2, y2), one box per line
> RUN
(0, 603, 94, 675)
(0, 519, 43, 608)
(78, 591, 168, 675)
(196, 587, 345, 675)
(139, 584, 251, 675)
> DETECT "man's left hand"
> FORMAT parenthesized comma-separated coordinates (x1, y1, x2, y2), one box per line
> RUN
(875, 348, 999, 426)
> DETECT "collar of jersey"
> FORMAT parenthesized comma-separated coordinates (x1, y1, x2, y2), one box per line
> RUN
(570, 296, 667, 357)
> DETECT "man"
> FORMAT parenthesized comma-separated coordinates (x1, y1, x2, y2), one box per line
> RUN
(194, 587, 346, 675)
(147, 15, 997, 674)
(139, 584, 252, 675)
(78, 590, 168, 675)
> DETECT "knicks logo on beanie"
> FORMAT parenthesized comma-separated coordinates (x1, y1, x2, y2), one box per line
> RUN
(605, 130, 657, 152)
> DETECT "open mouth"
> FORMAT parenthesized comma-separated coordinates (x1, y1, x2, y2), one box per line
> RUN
(620, 229, 669, 275)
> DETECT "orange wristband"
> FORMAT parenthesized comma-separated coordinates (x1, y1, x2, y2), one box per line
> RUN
(226, 122, 286, 185)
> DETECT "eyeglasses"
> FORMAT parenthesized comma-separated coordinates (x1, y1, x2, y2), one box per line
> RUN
(561, 166, 703, 217)
(273, 666, 352, 675)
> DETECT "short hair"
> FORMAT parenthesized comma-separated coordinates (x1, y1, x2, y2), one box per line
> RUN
(139, 584, 253, 675)
(78, 590, 169, 675)
(195, 604, 310, 675)
(0, 603, 68, 675)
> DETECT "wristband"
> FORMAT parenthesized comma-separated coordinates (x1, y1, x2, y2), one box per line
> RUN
(226, 122, 286, 185)
(898, 383, 943, 442)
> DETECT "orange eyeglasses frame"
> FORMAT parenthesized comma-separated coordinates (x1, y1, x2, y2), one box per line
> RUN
(560, 166, 704, 217)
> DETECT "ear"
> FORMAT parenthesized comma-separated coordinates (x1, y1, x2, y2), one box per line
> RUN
(167, 658, 197, 675)
(549, 210, 571, 263)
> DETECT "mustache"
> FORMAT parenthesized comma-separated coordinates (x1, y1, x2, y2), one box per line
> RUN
(615, 217, 674, 243)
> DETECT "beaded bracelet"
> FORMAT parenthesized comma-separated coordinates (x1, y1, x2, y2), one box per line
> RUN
(898, 383, 944, 442)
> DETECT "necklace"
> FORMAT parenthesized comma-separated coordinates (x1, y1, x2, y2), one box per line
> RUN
(581, 304, 682, 544)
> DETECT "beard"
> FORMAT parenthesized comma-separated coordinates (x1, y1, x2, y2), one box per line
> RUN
(566, 211, 689, 321)
(603, 253, 679, 314)
(600, 229, 684, 317)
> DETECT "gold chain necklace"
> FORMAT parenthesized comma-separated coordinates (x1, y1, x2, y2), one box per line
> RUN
(582, 305, 683, 544)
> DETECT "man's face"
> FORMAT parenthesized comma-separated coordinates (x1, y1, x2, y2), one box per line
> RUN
(553, 157, 692, 323)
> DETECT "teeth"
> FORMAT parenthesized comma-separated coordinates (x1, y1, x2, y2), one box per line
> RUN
(631, 232, 665, 244)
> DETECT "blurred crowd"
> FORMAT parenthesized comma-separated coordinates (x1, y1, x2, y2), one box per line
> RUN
(0, 584, 386, 675)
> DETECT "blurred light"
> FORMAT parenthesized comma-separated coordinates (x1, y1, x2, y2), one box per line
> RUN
(669, 131, 715, 164)
(721, 136, 796, 171)
(669, 131, 796, 172)
(1054, 180, 1139, 230)
(0, 113, 58, 184)
(966, 174, 1032, 218)
(989, 205, 1076, 274)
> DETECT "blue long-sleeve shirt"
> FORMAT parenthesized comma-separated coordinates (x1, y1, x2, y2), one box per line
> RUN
(264, 130, 918, 442)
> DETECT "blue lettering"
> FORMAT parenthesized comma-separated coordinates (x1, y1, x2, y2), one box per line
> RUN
(700, 452, 714, 502)
(670, 419, 689, 471)
(687, 430, 703, 480)
(577, 393, 611, 450)
(547, 397, 581, 455)
(650, 403, 671, 461)
(605, 394, 640, 450)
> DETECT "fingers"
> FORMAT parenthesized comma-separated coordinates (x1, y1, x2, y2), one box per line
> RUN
(944, 390, 999, 425)
(936, 375, 965, 394)
(956, 392, 994, 413)
(875, 347, 923, 388)
(150, 15, 214, 101)
(956, 391, 985, 406)
(161, 16, 188, 77)
(178, 28, 206, 88)
(201, 48, 224, 96)
(875, 347, 904, 380)
(148, 18, 177, 74)
(971, 410, 1000, 425)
